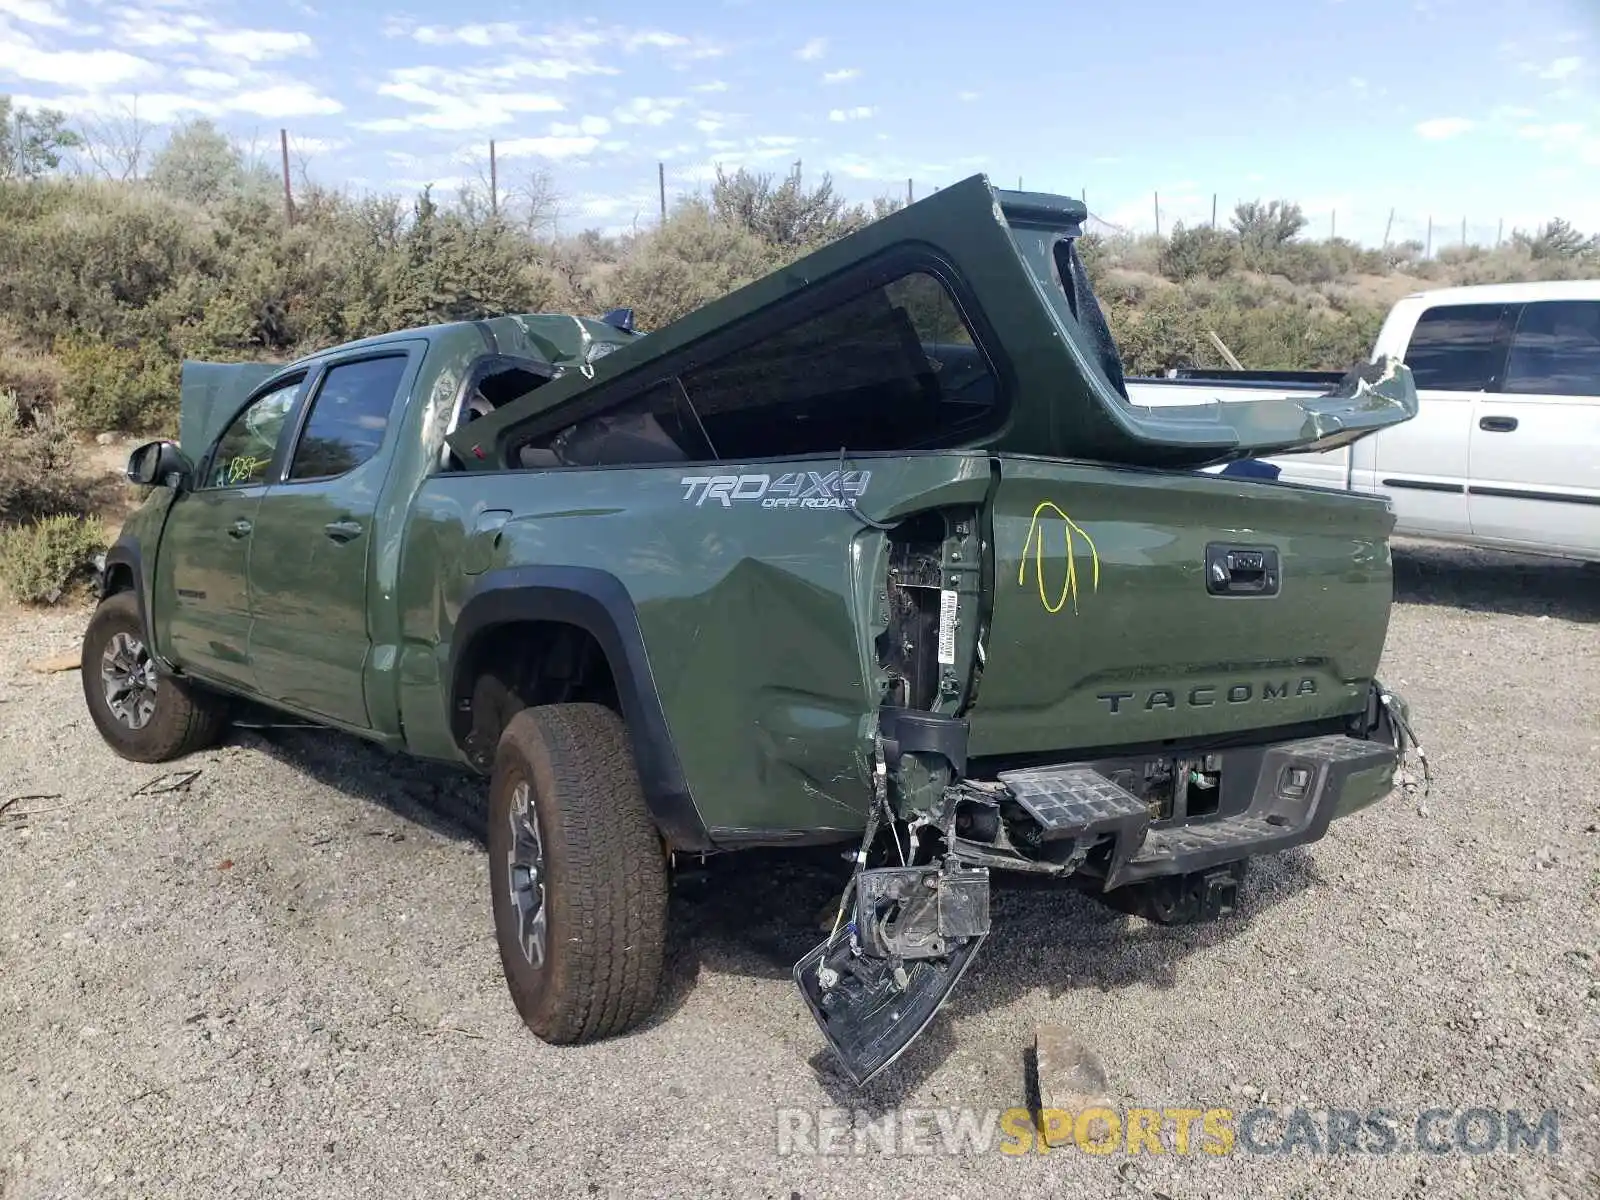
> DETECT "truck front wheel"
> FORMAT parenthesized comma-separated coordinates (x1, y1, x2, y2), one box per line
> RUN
(80, 591, 230, 763)
(487, 703, 668, 1044)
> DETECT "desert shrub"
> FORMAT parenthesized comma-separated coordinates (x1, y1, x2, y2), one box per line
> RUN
(1094, 268, 1162, 309)
(0, 335, 63, 417)
(607, 198, 785, 329)
(1075, 232, 1109, 283)
(0, 512, 105, 604)
(1104, 289, 1211, 374)
(1212, 302, 1378, 371)
(54, 333, 180, 435)
(708, 166, 878, 249)
(1159, 223, 1241, 282)
(0, 179, 221, 345)
(1232, 199, 1308, 266)
(0, 394, 89, 525)
(2, 129, 1599, 455)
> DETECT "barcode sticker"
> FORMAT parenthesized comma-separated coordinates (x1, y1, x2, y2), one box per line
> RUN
(937, 589, 959, 664)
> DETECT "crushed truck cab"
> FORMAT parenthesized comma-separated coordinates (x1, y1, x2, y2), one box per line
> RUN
(83, 174, 1423, 1086)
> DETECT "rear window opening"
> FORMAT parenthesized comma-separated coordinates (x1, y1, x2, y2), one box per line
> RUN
(444, 359, 557, 470)
(461, 363, 555, 422)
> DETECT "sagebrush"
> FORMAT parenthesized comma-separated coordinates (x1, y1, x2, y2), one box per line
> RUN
(1, 109, 1598, 438)
(0, 513, 105, 605)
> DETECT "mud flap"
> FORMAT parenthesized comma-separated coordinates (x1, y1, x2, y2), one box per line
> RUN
(792, 864, 990, 1086)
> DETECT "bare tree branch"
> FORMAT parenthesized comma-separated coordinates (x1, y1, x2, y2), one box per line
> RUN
(77, 96, 152, 181)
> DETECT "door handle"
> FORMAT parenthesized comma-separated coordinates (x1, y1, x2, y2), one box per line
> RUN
(324, 519, 364, 542)
(1479, 415, 1518, 432)
(227, 519, 252, 539)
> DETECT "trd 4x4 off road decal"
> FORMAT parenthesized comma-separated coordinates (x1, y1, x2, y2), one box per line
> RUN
(679, 471, 872, 510)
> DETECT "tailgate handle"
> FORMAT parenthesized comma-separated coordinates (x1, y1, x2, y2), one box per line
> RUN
(1205, 544, 1280, 597)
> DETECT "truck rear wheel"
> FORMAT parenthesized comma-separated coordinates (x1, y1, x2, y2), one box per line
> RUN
(80, 591, 230, 763)
(487, 702, 668, 1044)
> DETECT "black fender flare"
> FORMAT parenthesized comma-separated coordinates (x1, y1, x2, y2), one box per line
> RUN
(447, 565, 712, 853)
(97, 537, 161, 661)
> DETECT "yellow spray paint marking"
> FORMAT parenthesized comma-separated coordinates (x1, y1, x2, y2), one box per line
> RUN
(1018, 501, 1100, 615)
(226, 455, 267, 485)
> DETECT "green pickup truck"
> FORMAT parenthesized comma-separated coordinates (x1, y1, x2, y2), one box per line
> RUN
(82, 174, 1422, 1084)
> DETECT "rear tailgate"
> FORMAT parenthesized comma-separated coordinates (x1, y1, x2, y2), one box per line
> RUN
(968, 455, 1396, 759)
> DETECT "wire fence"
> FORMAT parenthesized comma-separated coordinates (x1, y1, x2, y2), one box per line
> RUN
(250, 130, 1586, 255)
(538, 160, 1555, 254)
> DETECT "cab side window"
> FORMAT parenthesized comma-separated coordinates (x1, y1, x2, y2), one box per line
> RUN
(286, 355, 408, 482)
(1403, 303, 1512, 391)
(202, 379, 301, 489)
(1503, 300, 1600, 397)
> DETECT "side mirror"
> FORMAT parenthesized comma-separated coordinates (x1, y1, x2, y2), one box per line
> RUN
(127, 440, 190, 489)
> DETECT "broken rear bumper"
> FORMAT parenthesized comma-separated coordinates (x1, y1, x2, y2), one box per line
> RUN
(795, 687, 1414, 1085)
(982, 728, 1400, 891)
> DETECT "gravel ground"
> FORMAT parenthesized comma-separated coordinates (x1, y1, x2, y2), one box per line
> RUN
(1, 541, 1597, 1200)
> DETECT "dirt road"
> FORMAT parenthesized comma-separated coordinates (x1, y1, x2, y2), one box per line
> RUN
(2, 542, 1596, 1199)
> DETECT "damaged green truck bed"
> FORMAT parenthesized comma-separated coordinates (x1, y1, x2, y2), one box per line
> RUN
(83, 173, 1422, 1084)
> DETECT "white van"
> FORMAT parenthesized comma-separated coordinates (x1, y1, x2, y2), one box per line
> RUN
(1127, 281, 1600, 564)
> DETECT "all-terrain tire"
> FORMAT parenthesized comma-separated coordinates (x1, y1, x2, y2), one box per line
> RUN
(487, 702, 668, 1044)
(79, 590, 230, 763)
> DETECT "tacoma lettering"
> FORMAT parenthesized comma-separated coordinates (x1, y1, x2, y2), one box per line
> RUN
(1098, 678, 1319, 714)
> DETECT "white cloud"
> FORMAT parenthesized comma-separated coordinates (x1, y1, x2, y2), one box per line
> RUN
(625, 30, 687, 50)
(796, 37, 827, 61)
(496, 135, 599, 159)
(16, 79, 341, 124)
(1539, 56, 1582, 80)
(228, 84, 341, 117)
(695, 110, 737, 134)
(1414, 117, 1474, 139)
(0, 0, 68, 28)
(1516, 121, 1600, 166)
(828, 106, 874, 122)
(115, 16, 208, 49)
(411, 22, 519, 46)
(822, 68, 859, 84)
(517, 57, 620, 80)
(0, 35, 157, 87)
(180, 68, 237, 91)
(204, 29, 315, 62)
(359, 68, 565, 132)
(289, 135, 350, 155)
(613, 96, 688, 126)
(1518, 120, 1586, 142)
(550, 115, 612, 136)
(692, 80, 728, 93)
(829, 155, 882, 179)
(957, 90, 979, 102)
(389, 20, 722, 63)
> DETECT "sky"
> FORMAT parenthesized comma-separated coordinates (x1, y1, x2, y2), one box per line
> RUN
(2, 0, 1599, 246)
